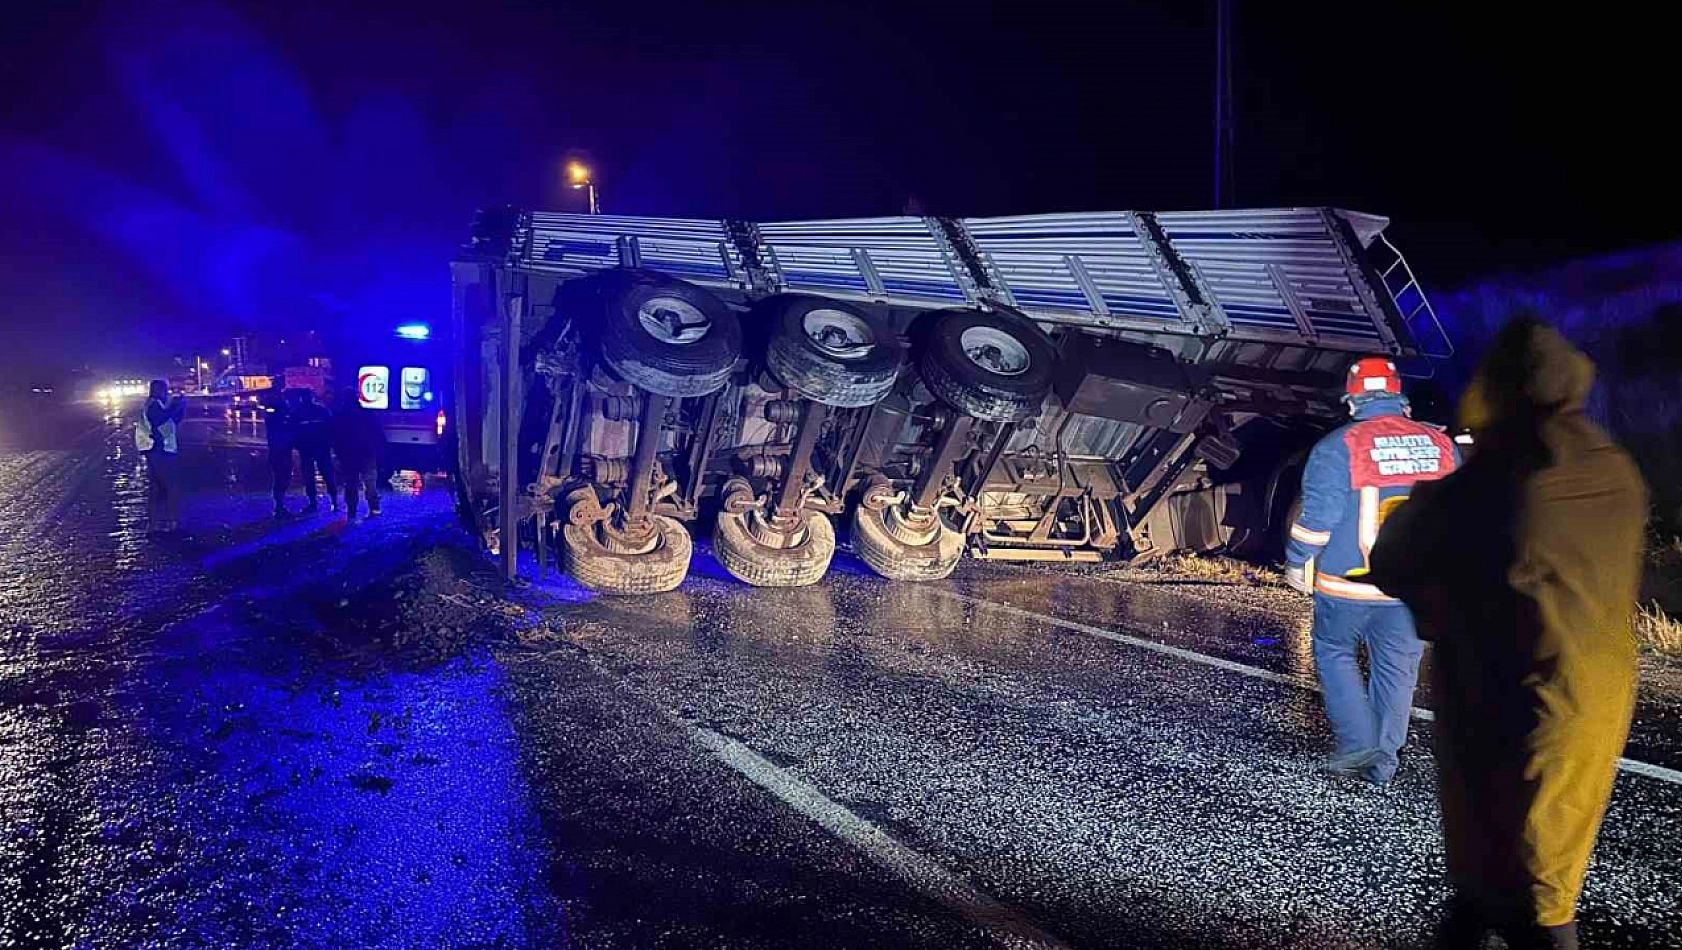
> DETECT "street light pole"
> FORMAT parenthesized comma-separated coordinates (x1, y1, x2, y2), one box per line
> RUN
(567, 161, 600, 215)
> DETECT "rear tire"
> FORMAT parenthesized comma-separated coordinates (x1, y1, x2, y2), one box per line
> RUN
(587, 270, 742, 398)
(713, 509, 836, 587)
(765, 297, 904, 408)
(917, 309, 1057, 422)
(851, 504, 965, 582)
(562, 514, 692, 594)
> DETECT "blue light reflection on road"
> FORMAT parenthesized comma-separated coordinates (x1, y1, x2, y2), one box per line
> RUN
(36, 445, 573, 949)
(78, 608, 566, 948)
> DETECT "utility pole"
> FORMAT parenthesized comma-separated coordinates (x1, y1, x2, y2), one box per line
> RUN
(567, 161, 600, 215)
(1214, 0, 1236, 209)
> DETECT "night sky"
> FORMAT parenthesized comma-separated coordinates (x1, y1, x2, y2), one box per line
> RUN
(0, 0, 1672, 376)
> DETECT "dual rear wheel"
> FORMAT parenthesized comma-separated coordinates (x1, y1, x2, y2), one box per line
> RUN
(850, 502, 966, 582)
(712, 296, 904, 588)
(712, 509, 837, 588)
(553, 274, 1060, 594)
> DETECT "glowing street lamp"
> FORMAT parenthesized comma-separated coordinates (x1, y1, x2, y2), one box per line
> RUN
(566, 160, 599, 215)
(221, 348, 231, 357)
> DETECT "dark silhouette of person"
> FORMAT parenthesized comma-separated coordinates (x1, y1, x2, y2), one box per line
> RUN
(286, 388, 338, 513)
(331, 386, 385, 519)
(261, 389, 294, 516)
(1369, 319, 1647, 950)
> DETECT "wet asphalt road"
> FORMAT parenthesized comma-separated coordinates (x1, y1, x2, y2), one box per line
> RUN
(2, 400, 1681, 949)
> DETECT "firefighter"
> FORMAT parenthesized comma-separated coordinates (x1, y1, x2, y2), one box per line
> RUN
(1283, 356, 1459, 785)
(1368, 320, 1646, 949)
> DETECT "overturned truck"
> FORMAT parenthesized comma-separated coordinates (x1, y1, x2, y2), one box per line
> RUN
(449, 207, 1448, 594)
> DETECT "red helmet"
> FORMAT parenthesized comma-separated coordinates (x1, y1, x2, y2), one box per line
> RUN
(1345, 356, 1402, 398)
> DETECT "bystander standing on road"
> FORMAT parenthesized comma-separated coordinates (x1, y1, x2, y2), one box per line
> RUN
(331, 386, 384, 520)
(262, 389, 294, 516)
(287, 388, 338, 514)
(1283, 357, 1459, 785)
(137, 379, 187, 534)
(1369, 320, 1647, 950)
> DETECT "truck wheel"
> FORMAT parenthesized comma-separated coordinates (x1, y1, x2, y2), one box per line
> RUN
(918, 309, 1057, 421)
(851, 504, 965, 582)
(713, 509, 836, 587)
(766, 297, 905, 407)
(562, 515, 693, 594)
(594, 271, 742, 398)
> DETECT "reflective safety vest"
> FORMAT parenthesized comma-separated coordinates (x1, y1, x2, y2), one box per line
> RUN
(136, 399, 179, 453)
(1285, 395, 1459, 601)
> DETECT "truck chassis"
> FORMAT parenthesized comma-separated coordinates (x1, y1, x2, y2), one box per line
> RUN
(450, 207, 1448, 594)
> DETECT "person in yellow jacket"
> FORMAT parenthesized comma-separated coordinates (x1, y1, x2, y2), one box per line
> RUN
(1367, 319, 1647, 950)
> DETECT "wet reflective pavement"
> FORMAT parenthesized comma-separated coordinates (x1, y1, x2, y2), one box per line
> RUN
(3, 404, 1681, 948)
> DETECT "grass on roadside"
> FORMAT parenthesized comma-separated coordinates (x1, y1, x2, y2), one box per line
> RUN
(1120, 552, 1286, 588)
(1101, 531, 1682, 656)
(1635, 601, 1682, 656)
(1641, 532, 1682, 656)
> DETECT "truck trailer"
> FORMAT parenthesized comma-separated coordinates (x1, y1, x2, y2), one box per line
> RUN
(449, 206, 1449, 594)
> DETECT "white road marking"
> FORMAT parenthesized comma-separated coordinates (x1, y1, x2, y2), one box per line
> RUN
(564, 615, 1073, 949)
(691, 726, 1074, 950)
(938, 589, 1682, 788)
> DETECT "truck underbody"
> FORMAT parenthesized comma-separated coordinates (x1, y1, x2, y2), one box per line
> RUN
(450, 207, 1448, 594)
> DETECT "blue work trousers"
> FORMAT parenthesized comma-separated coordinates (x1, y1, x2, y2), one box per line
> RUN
(1311, 595, 1425, 782)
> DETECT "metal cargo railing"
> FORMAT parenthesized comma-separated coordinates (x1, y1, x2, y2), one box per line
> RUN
(960, 212, 1193, 332)
(1153, 208, 1397, 350)
(501, 206, 1442, 359)
(519, 213, 752, 290)
(752, 216, 974, 305)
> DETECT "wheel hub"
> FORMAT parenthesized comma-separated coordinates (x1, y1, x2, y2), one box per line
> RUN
(960, 326, 1030, 376)
(802, 309, 874, 361)
(745, 509, 809, 549)
(638, 297, 712, 344)
(883, 504, 940, 546)
(600, 515, 660, 555)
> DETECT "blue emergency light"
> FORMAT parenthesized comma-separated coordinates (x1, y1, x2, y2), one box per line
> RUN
(395, 323, 431, 340)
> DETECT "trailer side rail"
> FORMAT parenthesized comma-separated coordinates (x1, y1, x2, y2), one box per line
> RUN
(506, 207, 1440, 359)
